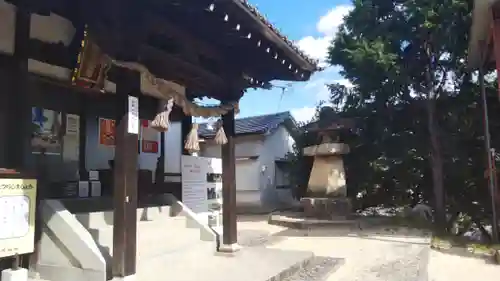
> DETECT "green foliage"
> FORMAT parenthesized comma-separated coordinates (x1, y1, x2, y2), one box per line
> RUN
(290, 0, 500, 234)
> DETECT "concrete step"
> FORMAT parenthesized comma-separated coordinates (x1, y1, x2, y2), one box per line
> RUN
(268, 211, 359, 229)
(73, 205, 172, 230)
(136, 246, 316, 281)
(88, 216, 213, 262)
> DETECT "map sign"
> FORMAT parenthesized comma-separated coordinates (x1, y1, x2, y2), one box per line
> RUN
(0, 178, 37, 258)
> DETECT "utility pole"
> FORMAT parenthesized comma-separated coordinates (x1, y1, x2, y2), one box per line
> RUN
(479, 64, 499, 243)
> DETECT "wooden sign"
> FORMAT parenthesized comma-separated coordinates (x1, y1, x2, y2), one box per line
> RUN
(73, 34, 107, 89)
(127, 96, 139, 135)
(142, 141, 158, 153)
(0, 178, 37, 258)
(98, 118, 115, 146)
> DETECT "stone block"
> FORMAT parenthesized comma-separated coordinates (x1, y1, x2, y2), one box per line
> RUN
(300, 197, 352, 219)
(307, 156, 346, 197)
(2, 268, 28, 281)
(303, 143, 350, 156)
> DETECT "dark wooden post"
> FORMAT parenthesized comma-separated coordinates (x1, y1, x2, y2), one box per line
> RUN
(6, 0, 33, 270)
(78, 95, 87, 180)
(110, 1, 144, 278)
(112, 70, 140, 277)
(181, 113, 193, 155)
(220, 107, 239, 252)
(6, 0, 31, 170)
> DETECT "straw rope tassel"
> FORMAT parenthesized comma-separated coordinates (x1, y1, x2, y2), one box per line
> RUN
(184, 123, 200, 154)
(214, 120, 228, 145)
(151, 98, 174, 132)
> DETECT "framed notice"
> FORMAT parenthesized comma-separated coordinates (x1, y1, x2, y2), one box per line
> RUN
(0, 178, 37, 258)
(181, 156, 223, 232)
(98, 118, 115, 146)
(31, 107, 62, 154)
(181, 155, 208, 222)
(65, 114, 80, 136)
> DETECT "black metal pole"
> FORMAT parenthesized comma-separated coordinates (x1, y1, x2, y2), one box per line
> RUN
(479, 64, 499, 243)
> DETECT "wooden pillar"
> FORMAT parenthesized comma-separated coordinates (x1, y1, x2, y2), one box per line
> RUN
(6, 0, 31, 170)
(220, 107, 239, 251)
(112, 69, 140, 277)
(78, 95, 87, 180)
(181, 113, 192, 155)
(110, 1, 144, 278)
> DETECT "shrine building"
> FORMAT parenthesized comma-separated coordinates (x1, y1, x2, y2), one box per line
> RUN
(0, 0, 319, 280)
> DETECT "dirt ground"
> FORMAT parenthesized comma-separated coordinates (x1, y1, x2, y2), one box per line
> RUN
(237, 215, 500, 281)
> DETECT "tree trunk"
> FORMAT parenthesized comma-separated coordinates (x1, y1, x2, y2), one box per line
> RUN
(426, 99, 446, 232)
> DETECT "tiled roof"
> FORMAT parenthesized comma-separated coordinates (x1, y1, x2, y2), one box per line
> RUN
(236, 0, 320, 70)
(199, 111, 294, 137)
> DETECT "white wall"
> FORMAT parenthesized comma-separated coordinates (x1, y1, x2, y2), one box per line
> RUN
(259, 125, 295, 189)
(200, 125, 295, 191)
(164, 122, 182, 174)
(201, 138, 263, 159)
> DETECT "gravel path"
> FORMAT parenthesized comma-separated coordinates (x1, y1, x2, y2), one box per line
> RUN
(238, 216, 432, 281)
(331, 242, 429, 281)
(281, 257, 343, 281)
(237, 216, 500, 281)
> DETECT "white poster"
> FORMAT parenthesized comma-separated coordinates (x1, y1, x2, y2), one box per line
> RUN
(66, 114, 80, 136)
(181, 155, 209, 222)
(127, 95, 139, 135)
(181, 155, 223, 230)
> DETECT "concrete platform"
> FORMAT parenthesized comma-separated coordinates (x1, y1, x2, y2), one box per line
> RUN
(268, 211, 359, 229)
(136, 246, 315, 281)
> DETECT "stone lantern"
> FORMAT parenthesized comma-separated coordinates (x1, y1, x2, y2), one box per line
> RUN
(300, 107, 355, 219)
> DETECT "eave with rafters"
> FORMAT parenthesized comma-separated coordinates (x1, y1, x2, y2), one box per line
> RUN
(0, 0, 319, 103)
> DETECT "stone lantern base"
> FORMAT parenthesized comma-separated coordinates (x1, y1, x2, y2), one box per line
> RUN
(300, 197, 352, 219)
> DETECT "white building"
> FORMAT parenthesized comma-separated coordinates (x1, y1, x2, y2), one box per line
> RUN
(199, 111, 299, 211)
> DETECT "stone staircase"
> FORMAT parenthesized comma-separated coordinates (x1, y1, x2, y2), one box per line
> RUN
(75, 206, 215, 267)
(33, 194, 217, 281)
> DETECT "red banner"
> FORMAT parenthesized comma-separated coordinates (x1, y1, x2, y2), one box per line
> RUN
(98, 118, 115, 146)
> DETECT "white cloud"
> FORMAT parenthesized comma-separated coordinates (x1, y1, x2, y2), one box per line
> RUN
(317, 5, 353, 36)
(296, 36, 332, 64)
(334, 78, 353, 88)
(297, 5, 353, 64)
(291, 106, 316, 123)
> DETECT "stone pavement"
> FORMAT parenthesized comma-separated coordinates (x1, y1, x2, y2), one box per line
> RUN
(237, 215, 500, 281)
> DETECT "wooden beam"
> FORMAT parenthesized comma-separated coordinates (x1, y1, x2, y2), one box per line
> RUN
(141, 45, 226, 94)
(147, 15, 223, 62)
(146, 2, 308, 83)
(221, 106, 238, 251)
(28, 39, 76, 69)
(224, 0, 315, 72)
(6, 0, 31, 170)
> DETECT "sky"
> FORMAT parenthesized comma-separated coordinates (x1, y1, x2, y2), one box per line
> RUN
(231, 0, 354, 123)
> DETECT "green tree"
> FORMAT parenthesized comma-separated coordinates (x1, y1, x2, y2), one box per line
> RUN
(328, 0, 473, 231)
